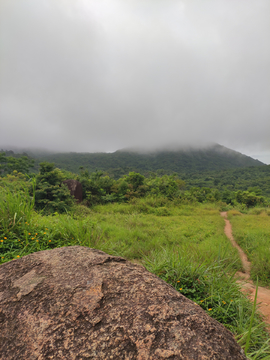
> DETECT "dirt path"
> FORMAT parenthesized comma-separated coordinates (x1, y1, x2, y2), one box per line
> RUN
(221, 212, 270, 329)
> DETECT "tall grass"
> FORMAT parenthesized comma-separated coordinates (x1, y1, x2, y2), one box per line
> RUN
(245, 278, 259, 356)
(0, 178, 35, 234)
(89, 202, 242, 269)
(228, 210, 270, 287)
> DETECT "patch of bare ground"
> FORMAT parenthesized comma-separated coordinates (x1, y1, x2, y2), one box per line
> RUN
(221, 212, 270, 330)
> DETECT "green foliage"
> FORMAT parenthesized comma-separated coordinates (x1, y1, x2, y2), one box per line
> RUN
(39, 162, 56, 175)
(77, 168, 270, 210)
(184, 165, 270, 198)
(0, 152, 34, 175)
(182, 187, 216, 203)
(12, 146, 270, 201)
(78, 171, 185, 205)
(29, 144, 264, 176)
(125, 172, 144, 191)
(147, 174, 184, 199)
(245, 278, 259, 356)
(228, 211, 270, 287)
(0, 157, 262, 213)
(235, 191, 265, 208)
(222, 189, 235, 204)
(34, 162, 74, 214)
(0, 170, 28, 188)
(0, 179, 36, 259)
(79, 170, 115, 205)
(0, 178, 35, 235)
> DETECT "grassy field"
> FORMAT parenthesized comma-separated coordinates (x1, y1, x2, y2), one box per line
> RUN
(228, 209, 270, 287)
(0, 187, 270, 358)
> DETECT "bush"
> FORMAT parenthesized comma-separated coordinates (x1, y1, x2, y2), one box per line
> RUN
(235, 191, 265, 208)
(34, 162, 74, 214)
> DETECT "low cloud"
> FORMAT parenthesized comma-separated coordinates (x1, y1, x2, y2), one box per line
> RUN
(1, 0, 270, 162)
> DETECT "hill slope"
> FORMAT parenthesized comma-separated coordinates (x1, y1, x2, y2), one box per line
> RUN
(27, 143, 264, 176)
(183, 165, 270, 197)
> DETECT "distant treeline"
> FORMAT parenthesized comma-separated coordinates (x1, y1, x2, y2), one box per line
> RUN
(182, 166, 270, 198)
(26, 143, 263, 176)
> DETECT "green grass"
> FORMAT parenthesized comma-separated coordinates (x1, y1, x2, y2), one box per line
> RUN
(0, 190, 270, 358)
(228, 209, 270, 287)
(87, 201, 241, 269)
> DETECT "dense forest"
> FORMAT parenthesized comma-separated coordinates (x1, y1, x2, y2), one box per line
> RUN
(13, 143, 263, 176)
(183, 166, 270, 197)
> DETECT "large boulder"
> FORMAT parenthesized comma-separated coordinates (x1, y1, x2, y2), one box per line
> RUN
(63, 179, 83, 203)
(0, 246, 246, 359)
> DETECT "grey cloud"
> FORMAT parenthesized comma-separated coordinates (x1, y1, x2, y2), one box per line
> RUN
(0, 0, 270, 162)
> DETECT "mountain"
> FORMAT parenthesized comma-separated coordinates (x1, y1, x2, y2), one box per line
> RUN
(20, 143, 264, 176)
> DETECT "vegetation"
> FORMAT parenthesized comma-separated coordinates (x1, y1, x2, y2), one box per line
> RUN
(2, 147, 270, 198)
(0, 151, 34, 175)
(183, 165, 270, 198)
(20, 143, 264, 175)
(228, 209, 270, 287)
(33, 162, 75, 214)
(0, 154, 270, 358)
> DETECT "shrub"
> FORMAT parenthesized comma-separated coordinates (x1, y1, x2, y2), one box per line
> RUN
(34, 162, 74, 214)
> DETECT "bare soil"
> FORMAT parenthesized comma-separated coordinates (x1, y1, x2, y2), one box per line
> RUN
(221, 212, 270, 329)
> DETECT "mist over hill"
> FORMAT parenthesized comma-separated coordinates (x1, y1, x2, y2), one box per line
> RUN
(11, 143, 263, 177)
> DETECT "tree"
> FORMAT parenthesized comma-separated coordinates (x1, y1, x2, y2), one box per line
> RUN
(235, 190, 265, 208)
(126, 172, 145, 191)
(79, 170, 115, 205)
(0, 153, 34, 175)
(34, 162, 74, 213)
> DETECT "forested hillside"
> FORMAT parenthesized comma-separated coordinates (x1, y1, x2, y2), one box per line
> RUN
(1, 144, 269, 197)
(24, 143, 263, 176)
(183, 165, 270, 197)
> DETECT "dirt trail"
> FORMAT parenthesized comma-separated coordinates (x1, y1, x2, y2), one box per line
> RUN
(221, 212, 270, 329)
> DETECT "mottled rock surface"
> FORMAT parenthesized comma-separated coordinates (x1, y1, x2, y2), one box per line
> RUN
(63, 179, 83, 203)
(0, 246, 247, 359)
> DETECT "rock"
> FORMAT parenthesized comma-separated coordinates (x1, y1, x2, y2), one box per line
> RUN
(0, 246, 247, 359)
(63, 179, 83, 203)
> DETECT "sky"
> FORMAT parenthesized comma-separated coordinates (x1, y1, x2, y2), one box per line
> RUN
(1, 0, 270, 163)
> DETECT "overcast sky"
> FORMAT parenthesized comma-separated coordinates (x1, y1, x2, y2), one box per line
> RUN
(1, 0, 270, 163)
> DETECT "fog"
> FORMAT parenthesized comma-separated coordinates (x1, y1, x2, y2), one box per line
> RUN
(1, 0, 270, 163)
